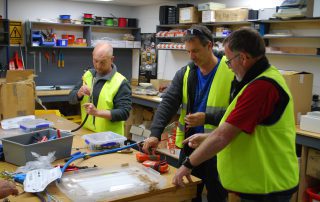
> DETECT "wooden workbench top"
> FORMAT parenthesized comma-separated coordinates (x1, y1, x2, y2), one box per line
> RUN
(296, 125, 320, 139)
(0, 114, 200, 202)
(36, 89, 71, 96)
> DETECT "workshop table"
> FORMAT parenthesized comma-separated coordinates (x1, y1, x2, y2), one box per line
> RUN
(0, 114, 201, 202)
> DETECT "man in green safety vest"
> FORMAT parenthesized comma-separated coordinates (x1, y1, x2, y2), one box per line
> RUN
(69, 42, 132, 135)
(173, 28, 299, 202)
(143, 24, 234, 202)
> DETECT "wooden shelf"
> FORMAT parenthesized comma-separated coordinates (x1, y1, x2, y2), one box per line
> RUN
(156, 36, 184, 39)
(157, 24, 192, 28)
(29, 46, 140, 49)
(263, 35, 320, 39)
(266, 52, 320, 57)
(157, 48, 186, 51)
(253, 18, 320, 23)
(202, 21, 251, 25)
(30, 21, 139, 30)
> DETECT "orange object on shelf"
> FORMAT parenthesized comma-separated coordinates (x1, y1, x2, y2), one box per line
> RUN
(62, 34, 75, 44)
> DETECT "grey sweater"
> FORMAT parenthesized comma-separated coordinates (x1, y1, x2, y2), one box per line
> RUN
(68, 64, 132, 122)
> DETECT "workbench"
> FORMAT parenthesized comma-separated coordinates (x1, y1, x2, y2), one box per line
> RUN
(36, 90, 71, 102)
(0, 114, 201, 202)
(36, 89, 163, 107)
(296, 126, 320, 202)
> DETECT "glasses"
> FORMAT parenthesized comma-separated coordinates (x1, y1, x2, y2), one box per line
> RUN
(225, 54, 240, 67)
(186, 28, 212, 42)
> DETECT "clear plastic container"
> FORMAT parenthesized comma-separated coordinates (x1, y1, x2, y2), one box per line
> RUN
(56, 165, 166, 201)
(82, 131, 127, 150)
(18, 118, 54, 132)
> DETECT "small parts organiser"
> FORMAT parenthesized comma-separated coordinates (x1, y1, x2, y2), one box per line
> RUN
(82, 131, 127, 151)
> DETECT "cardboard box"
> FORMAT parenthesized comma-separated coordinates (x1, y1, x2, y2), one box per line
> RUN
(130, 125, 151, 142)
(179, 7, 200, 24)
(142, 109, 153, 121)
(215, 8, 249, 22)
(278, 47, 319, 55)
(150, 79, 171, 91)
(198, 2, 226, 11)
(306, 148, 320, 180)
(300, 112, 320, 133)
(281, 71, 313, 123)
(202, 10, 216, 23)
(0, 70, 35, 120)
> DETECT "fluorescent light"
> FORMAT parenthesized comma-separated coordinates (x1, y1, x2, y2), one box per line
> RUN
(95, 0, 113, 1)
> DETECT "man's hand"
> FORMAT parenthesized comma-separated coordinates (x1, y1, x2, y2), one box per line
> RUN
(182, 133, 208, 149)
(0, 180, 18, 199)
(77, 85, 91, 98)
(185, 112, 205, 127)
(142, 137, 159, 154)
(83, 103, 98, 116)
(172, 165, 193, 187)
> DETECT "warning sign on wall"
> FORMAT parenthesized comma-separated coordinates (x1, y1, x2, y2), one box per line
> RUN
(10, 21, 23, 45)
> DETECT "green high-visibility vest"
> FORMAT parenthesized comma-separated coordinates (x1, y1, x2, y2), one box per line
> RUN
(80, 70, 126, 135)
(176, 56, 234, 148)
(218, 65, 299, 194)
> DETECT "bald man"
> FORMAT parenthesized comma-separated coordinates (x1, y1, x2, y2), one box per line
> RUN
(69, 42, 132, 134)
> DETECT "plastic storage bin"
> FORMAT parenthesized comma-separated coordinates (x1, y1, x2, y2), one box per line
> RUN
(19, 118, 54, 132)
(82, 131, 126, 150)
(2, 128, 74, 166)
(56, 39, 68, 46)
(306, 186, 320, 202)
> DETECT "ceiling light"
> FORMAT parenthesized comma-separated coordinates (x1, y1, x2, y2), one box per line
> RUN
(95, 0, 113, 1)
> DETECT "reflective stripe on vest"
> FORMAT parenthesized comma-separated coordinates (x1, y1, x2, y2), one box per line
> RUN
(80, 70, 126, 135)
(176, 56, 234, 148)
(217, 66, 299, 194)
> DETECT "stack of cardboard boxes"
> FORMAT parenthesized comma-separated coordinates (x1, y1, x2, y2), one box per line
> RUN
(125, 104, 153, 141)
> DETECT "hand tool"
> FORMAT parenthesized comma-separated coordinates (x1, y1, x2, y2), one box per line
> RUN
(52, 50, 56, 64)
(29, 52, 36, 74)
(44, 51, 50, 64)
(60, 52, 64, 68)
(39, 51, 41, 73)
(19, 43, 25, 69)
(135, 152, 160, 163)
(142, 160, 169, 173)
(57, 50, 61, 68)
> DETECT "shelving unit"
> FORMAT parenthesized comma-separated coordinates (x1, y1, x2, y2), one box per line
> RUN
(23, 21, 141, 94)
(0, 19, 9, 77)
(26, 21, 141, 49)
(155, 19, 320, 57)
(0, 19, 9, 46)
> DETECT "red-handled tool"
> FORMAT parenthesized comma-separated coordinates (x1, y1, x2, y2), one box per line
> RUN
(136, 152, 160, 163)
(142, 160, 169, 173)
(57, 129, 61, 138)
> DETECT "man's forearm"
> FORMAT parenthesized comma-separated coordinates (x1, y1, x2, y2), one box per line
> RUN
(95, 109, 112, 120)
(189, 122, 240, 167)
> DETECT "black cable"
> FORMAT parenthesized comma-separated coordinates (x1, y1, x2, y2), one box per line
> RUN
(71, 114, 88, 132)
